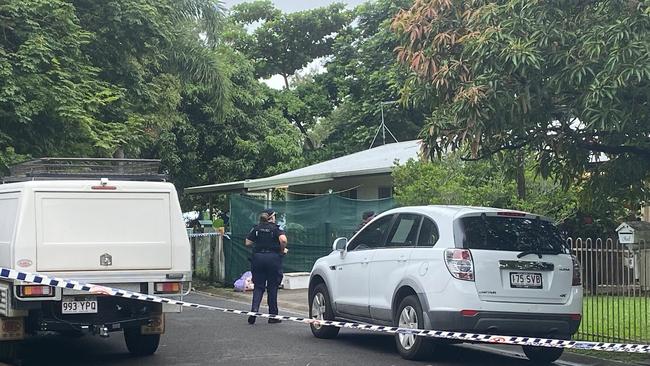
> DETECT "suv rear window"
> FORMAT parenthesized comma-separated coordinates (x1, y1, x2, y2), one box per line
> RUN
(455, 215, 568, 253)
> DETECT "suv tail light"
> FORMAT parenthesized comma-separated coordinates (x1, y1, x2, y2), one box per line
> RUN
(571, 255, 582, 286)
(444, 249, 475, 281)
(154, 282, 181, 294)
(18, 285, 54, 297)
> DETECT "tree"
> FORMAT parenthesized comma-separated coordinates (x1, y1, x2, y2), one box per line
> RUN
(392, 154, 580, 223)
(227, 1, 350, 150)
(274, 72, 334, 150)
(71, 0, 228, 156)
(392, 0, 650, 203)
(152, 45, 305, 209)
(309, 0, 430, 160)
(0, 0, 118, 168)
(230, 1, 350, 89)
(0, 0, 229, 171)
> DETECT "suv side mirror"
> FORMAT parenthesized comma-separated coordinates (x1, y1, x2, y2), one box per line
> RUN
(333, 237, 347, 252)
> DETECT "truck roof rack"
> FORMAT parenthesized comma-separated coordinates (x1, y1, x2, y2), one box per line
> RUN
(3, 158, 168, 183)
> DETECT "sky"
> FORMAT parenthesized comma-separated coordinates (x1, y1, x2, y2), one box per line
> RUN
(221, 0, 371, 89)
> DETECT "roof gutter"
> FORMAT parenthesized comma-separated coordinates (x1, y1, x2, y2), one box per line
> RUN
(184, 167, 395, 195)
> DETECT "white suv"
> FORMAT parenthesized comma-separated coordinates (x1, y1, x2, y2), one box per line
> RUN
(308, 206, 583, 364)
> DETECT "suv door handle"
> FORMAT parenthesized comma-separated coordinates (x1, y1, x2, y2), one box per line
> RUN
(361, 258, 370, 264)
(398, 255, 407, 263)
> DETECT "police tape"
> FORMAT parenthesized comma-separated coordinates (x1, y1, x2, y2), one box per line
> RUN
(188, 232, 221, 238)
(2, 266, 649, 354)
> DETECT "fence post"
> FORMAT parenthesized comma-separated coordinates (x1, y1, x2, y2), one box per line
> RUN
(191, 236, 196, 275)
(216, 234, 225, 283)
(209, 234, 216, 282)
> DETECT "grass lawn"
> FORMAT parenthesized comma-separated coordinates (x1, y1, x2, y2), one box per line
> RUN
(578, 296, 650, 343)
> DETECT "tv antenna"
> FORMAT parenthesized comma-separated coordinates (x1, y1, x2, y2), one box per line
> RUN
(369, 101, 399, 149)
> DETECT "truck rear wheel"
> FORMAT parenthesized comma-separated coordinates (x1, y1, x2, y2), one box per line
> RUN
(0, 341, 19, 362)
(124, 328, 160, 356)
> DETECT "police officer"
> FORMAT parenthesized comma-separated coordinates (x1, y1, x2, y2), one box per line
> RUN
(245, 208, 288, 324)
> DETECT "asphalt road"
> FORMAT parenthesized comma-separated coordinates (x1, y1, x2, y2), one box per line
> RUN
(14, 293, 622, 366)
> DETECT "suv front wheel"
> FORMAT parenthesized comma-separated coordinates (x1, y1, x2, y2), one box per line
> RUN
(309, 283, 340, 339)
(394, 295, 434, 360)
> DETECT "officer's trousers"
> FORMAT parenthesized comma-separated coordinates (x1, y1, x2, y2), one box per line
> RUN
(250, 252, 284, 315)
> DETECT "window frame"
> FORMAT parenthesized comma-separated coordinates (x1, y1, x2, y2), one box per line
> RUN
(415, 216, 440, 247)
(384, 213, 423, 248)
(378, 186, 393, 199)
(348, 214, 395, 251)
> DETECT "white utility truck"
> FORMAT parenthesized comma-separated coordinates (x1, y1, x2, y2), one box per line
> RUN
(0, 158, 191, 359)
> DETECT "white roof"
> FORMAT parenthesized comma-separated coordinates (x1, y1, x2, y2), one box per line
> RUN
(185, 140, 422, 194)
(376, 205, 551, 222)
(0, 180, 175, 191)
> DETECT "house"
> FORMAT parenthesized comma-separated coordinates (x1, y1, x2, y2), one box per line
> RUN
(184, 140, 422, 200)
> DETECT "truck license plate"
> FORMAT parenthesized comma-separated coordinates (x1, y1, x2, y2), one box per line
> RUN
(510, 272, 543, 289)
(62, 299, 98, 314)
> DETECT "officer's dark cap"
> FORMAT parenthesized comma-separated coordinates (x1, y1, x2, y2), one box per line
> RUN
(262, 208, 276, 216)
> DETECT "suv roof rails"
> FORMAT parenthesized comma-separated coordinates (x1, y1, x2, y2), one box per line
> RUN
(3, 158, 168, 183)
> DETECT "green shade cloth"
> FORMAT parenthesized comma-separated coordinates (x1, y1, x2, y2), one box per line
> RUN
(223, 194, 395, 284)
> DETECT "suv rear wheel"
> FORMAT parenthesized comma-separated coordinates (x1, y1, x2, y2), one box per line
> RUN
(124, 328, 160, 356)
(394, 295, 434, 360)
(309, 283, 340, 339)
(522, 345, 564, 364)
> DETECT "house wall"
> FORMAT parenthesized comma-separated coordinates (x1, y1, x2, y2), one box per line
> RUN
(644, 205, 650, 223)
(287, 174, 393, 200)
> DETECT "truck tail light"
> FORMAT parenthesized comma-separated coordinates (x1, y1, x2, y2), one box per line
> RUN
(154, 282, 181, 294)
(572, 255, 582, 286)
(445, 249, 475, 281)
(18, 285, 54, 297)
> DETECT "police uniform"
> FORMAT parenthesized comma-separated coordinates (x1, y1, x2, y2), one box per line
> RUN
(246, 220, 285, 320)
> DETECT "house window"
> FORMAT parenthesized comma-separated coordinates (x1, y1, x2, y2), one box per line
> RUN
(378, 186, 392, 199)
(340, 188, 358, 199)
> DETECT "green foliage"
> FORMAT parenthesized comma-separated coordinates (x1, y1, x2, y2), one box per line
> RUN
(228, 0, 280, 24)
(393, 0, 650, 205)
(0, 0, 228, 171)
(71, 0, 228, 155)
(230, 1, 350, 86)
(393, 154, 579, 222)
(308, 0, 429, 160)
(225, 1, 350, 150)
(212, 218, 224, 228)
(393, 152, 635, 236)
(0, 0, 118, 167)
(274, 73, 334, 149)
(152, 45, 305, 209)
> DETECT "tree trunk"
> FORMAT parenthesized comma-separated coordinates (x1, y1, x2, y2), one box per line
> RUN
(516, 150, 526, 200)
(113, 147, 125, 159)
(280, 73, 314, 149)
(293, 119, 315, 150)
(112, 146, 125, 174)
(282, 73, 290, 89)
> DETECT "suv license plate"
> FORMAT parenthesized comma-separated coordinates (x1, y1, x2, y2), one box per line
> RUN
(62, 299, 98, 314)
(510, 272, 543, 289)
